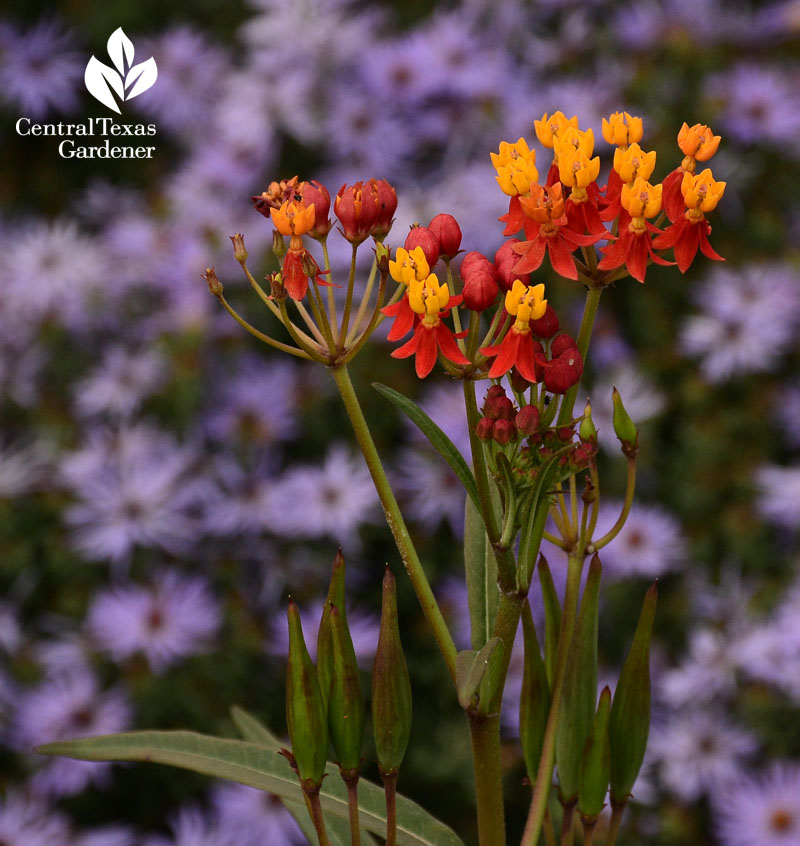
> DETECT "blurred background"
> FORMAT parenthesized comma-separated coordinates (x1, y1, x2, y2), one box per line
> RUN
(1, 0, 800, 843)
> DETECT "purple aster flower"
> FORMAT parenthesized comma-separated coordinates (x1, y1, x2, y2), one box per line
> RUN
(73, 826, 137, 846)
(204, 355, 299, 445)
(59, 423, 214, 567)
(134, 27, 230, 135)
(0, 220, 108, 328)
(393, 447, 466, 536)
(773, 381, 800, 447)
(680, 264, 800, 383)
(267, 598, 378, 668)
(265, 445, 379, 547)
(0, 791, 70, 845)
(143, 806, 218, 846)
(755, 464, 800, 530)
(712, 762, 800, 846)
(659, 628, 738, 707)
(86, 570, 222, 674)
(202, 454, 279, 538)
(0, 439, 53, 497)
(705, 63, 800, 146)
(210, 783, 305, 845)
(74, 346, 168, 420)
(415, 382, 473, 459)
(0, 19, 83, 117)
(11, 666, 132, 798)
(649, 708, 758, 802)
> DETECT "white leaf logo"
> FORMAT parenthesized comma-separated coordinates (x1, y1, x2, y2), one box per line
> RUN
(84, 27, 157, 113)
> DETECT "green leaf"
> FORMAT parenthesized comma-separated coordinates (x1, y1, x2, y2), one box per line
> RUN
(373, 382, 479, 508)
(38, 730, 464, 846)
(455, 637, 502, 710)
(231, 707, 376, 846)
(537, 557, 562, 688)
(463, 495, 499, 650)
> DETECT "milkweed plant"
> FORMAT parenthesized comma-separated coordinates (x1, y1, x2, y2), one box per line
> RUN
(41, 111, 727, 846)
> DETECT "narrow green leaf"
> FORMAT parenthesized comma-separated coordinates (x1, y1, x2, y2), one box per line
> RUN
(373, 382, 479, 508)
(537, 556, 562, 687)
(578, 686, 612, 820)
(463, 495, 499, 650)
(555, 554, 601, 804)
(455, 638, 502, 710)
(495, 453, 518, 549)
(38, 731, 464, 846)
(519, 602, 550, 783)
(230, 706, 376, 846)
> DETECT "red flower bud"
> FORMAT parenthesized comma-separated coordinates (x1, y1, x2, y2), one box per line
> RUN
(282, 250, 310, 301)
(483, 387, 515, 420)
(475, 417, 494, 441)
(529, 304, 560, 339)
(486, 385, 506, 399)
(297, 180, 332, 239)
(515, 404, 540, 436)
(544, 348, 584, 394)
(404, 225, 439, 268)
(460, 251, 499, 312)
(550, 333, 579, 357)
(429, 213, 462, 259)
(335, 182, 379, 244)
(494, 239, 530, 292)
(493, 418, 517, 445)
(370, 178, 398, 240)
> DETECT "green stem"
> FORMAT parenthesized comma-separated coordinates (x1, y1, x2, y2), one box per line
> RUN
(346, 255, 378, 346)
(345, 776, 361, 846)
(329, 364, 457, 682)
(605, 802, 627, 846)
(216, 294, 312, 359)
(468, 712, 506, 846)
(556, 286, 602, 426)
(591, 456, 636, 551)
(543, 807, 557, 846)
(321, 237, 339, 334)
(520, 546, 586, 846)
(305, 785, 331, 846)
(339, 244, 359, 351)
(380, 771, 399, 846)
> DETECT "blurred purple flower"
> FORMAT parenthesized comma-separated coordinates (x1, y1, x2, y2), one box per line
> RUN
(73, 826, 137, 846)
(649, 708, 758, 802)
(393, 447, 465, 536)
(60, 423, 214, 566)
(0, 19, 83, 117)
(143, 806, 218, 846)
(265, 445, 379, 546)
(0, 791, 70, 845)
(0, 440, 53, 497)
(86, 570, 222, 673)
(204, 356, 299, 445)
(74, 346, 168, 420)
(755, 464, 800, 530)
(680, 264, 800, 384)
(773, 381, 800, 447)
(659, 628, 737, 707)
(712, 762, 800, 846)
(210, 783, 305, 845)
(11, 667, 132, 798)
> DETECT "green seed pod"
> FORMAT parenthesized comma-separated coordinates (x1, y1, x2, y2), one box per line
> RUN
(519, 601, 551, 784)
(328, 604, 365, 774)
(578, 686, 612, 821)
(371, 567, 412, 776)
(579, 398, 598, 445)
(317, 549, 347, 712)
(609, 582, 657, 806)
(555, 554, 601, 805)
(286, 599, 328, 787)
(611, 387, 639, 457)
(537, 555, 562, 687)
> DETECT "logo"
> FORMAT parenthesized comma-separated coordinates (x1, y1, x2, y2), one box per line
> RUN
(84, 27, 157, 115)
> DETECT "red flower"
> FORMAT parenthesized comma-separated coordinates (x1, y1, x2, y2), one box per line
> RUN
(596, 220, 672, 283)
(391, 317, 469, 378)
(481, 325, 545, 383)
(651, 215, 724, 272)
(381, 295, 418, 341)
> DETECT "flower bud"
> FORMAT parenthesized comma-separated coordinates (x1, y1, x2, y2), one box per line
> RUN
(297, 180, 332, 239)
(609, 583, 657, 806)
(611, 387, 638, 456)
(492, 418, 517, 445)
(281, 251, 309, 301)
(404, 225, 439, 269)
(580, 399, 598, 445)
(317, 549, 347, 712)
(203, 267, 223, 297)
(550, 333, 578, 357)
(267, 272, 286, 301)
(372, 568, 412, 776)
(252, 176, 300, 217)
(371, 178, 398, 240)
(429, 213, 462, 259)
(475, 417, 494, 441)
(485, 393, 515, 420)
(230, 233, 248, 264)
(272, 229, 287, 259)
(494, 239, 530, 292)
(529, 305, 560, 339)
(328, 604, 365, 775)
(460, 251, 499, 312)
(578, 686, 612, 823)
(515, 404, 540, 436)
(334, 182, 379, 244)
(286, 599, 328, 787)
(509, 366, 533, 393)
(544, 348, 583, 394)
